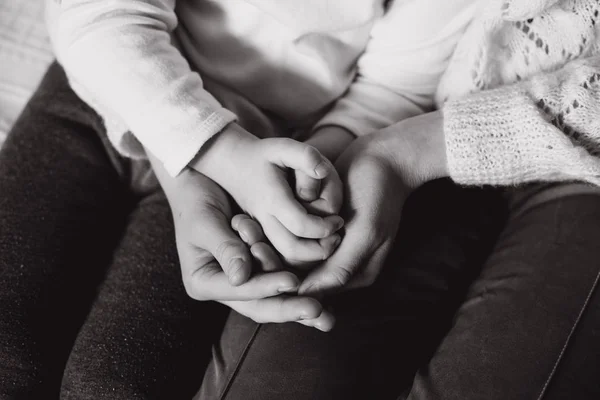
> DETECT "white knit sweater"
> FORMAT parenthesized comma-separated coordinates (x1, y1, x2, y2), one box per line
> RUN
(438, 0, 600, 186)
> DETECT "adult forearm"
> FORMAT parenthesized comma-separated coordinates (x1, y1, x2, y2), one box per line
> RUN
(369, 110, 450, 190)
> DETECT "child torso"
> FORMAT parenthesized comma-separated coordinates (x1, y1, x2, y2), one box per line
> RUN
(174, 0, 385, 131)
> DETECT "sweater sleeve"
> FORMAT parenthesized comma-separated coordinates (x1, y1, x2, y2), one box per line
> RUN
(46, 0, 236, 176)
(312, 0, 477, 137)
(443, 56, 600, 186)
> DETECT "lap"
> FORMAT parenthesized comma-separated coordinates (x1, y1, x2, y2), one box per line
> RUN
(0, 62, 227, 399)
(0, 62, 132, 397)
(197, 180, 508, 400)
(408, 182, 600, 399)
(61, 191, 229, 400)
(199, 181, 600, 400)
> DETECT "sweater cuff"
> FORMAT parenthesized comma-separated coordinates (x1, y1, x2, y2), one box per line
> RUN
(443, 86, 600, 186)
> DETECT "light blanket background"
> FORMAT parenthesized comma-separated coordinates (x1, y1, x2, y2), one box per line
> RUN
(0, 1, 53, 146)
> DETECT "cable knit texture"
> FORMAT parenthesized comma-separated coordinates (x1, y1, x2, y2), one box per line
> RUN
(437, 0, 600, 186)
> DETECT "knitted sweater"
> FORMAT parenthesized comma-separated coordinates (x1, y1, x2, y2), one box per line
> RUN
(438, 0, 600, 186)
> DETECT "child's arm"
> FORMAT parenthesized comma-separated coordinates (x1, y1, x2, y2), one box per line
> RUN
(47, 0, 343, 264)
(303, 126, 355, 162)
(189, 122, 344, 265)
(292, 0, 476, 206)
(305, 0, 478, 159)
(46, 0, 235, 176)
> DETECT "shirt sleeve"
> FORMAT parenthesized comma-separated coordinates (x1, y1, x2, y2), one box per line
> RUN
(46, 0, 236, 176)
(312, 0, 477, 137)
(443, 55, 600, 187)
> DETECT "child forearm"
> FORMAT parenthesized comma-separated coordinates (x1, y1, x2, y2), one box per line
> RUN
(304, 126, 355, 161)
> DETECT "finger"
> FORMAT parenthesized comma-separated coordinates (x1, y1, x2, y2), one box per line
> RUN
(197, 212, 253, 287)
(295, 170, 321, 202)
(231, 214, 266, 246)
(250, 242, 282, 272)
(303, 172, 344, 216)
(187, 263, 300, 301)
(317, 170, 343, 214)
(272, 183, 344, 239)
(344, 240, 392, 291)
(222, 295, 335, 330)
(295, 308, 336, 332)
(262, 215, 341, 265)
(298, 218, 372, 296)
(267, 138, 333, 179)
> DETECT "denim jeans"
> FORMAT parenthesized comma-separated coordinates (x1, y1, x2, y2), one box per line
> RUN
(1, 63, 600, 399)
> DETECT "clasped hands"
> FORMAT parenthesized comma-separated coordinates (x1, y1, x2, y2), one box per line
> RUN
(168, 111, 447, 332)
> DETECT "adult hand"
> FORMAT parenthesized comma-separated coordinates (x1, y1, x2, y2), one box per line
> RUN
(298, 110, 449, 295)
(149, 154, 336, 331)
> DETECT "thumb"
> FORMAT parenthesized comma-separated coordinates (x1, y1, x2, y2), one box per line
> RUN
(298, 223, 369, 296)
(199, 211, 253, 286)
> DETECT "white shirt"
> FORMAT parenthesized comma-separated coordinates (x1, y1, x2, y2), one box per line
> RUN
(46, 0, 475, 175)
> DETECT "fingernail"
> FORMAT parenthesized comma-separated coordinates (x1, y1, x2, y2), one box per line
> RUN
(332, 216, 344, 231)
(314, 161, 329, 178)
(278, 286, 298, 293)
(333, 235, 341, 249)
(299, 313, 310, 320)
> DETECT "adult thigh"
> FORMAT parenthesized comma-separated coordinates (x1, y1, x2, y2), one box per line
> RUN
(60, 191, 230, 400)
(196, 180, 507, 400)
(0, 63, 131, 398)
(407, 183, 600, 400)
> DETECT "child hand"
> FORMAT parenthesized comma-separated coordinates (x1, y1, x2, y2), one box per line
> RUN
(295, 125, 353, 213)
(294, 167, 343, 216)
(191, 123, 344, 265)
(232, 214, 337, 273)
(231, 214, 283, 273)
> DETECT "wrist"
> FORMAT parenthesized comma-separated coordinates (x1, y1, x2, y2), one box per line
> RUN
(189, 122, 257, 181)
(371, 110, 449, 189)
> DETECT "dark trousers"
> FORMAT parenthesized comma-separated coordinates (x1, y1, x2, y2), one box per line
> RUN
(1, 63, 600, 399)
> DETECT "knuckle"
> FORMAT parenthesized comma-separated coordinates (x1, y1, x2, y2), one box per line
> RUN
(251, 314, 268, 324)
(213, 239, 242, 265)
(271, 137, 292, 152)
(277, 209, 307, 237)
(288, 220, 306, 237)
(277, 241, 300, 261)
(364, 225, 385, 245)
(303, 145, 322, 167)
(330, 267, 353, 288)
(361, 271, 377, 287)
(183, 280, 207, 301)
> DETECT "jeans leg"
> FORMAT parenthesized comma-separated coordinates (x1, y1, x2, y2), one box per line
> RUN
(0, 63, 131, 398)
(60, 191, 230, 400)
(407, 183, 600, 400)
(196, 180, 507, 400)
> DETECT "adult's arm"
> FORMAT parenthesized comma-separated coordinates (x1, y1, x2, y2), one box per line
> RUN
(443, 55, 600, 186)
(299, 55, 600, 295)
(46, 0, 235, 176)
